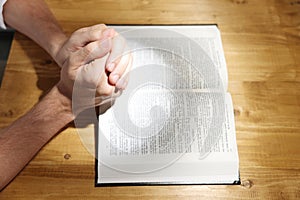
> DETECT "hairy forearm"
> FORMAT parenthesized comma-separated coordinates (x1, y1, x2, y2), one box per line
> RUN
(0, 86, 74, 191)
(3, 0, 67, 59)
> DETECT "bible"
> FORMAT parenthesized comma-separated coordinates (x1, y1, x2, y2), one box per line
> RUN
(96, 25, 240, 185)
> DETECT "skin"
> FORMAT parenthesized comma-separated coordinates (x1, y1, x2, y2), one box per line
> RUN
(0, 0, 131, 191)
(2, 0, 129, 84)
(3, 0, 67, 64)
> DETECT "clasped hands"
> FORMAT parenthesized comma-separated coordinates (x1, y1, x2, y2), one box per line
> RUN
(51, 24, 131, 115)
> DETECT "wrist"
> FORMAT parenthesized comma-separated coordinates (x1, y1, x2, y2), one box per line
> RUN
(48, 33, 68, 65)
(48, 85, 75, 122)
(15, 85, 75, 143)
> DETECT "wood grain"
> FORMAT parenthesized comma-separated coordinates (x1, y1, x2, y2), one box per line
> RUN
(0, 0, 299, 199)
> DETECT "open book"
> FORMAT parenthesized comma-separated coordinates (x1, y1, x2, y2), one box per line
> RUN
(96, 25, 239, 185)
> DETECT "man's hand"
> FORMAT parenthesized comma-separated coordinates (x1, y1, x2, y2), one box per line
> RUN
(54, 24, 109, 67)
(56, 24, 132, 115)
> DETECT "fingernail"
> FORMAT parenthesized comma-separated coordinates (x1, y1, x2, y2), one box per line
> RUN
(107, 63, 115, 72)
(111, 74, 119, 84)
(103, 28, 113, 37)
(116, 78, 127, 90)
(116, 78, 124, 89)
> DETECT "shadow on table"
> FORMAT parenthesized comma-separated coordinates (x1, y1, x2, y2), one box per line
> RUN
(0, 29, 14, 88)
(15, 33, 113, 131)
(14, 33, 60, 99)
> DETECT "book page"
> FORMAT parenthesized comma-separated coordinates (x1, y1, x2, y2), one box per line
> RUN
(98, 93, 238, 184)
(110, 25, 228, 90)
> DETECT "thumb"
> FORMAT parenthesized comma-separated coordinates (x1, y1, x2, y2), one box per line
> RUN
(72, 55, 109, 115)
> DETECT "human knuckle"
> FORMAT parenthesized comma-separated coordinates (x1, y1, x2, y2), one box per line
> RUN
(89, 30, 100, 39)
(88, 24, 106, 33)
(76, 27, 88, 33)
(84, 44, 96, 56)
(98, 24, 107, 30)
(68, 36, 77, 45)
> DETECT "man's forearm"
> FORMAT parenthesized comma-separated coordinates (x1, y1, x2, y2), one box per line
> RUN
(3, 0, 67, 59)
(0, 86, 74, 191)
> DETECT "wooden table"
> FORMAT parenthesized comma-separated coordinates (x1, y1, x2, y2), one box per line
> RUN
(0, 0, 299, 199)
